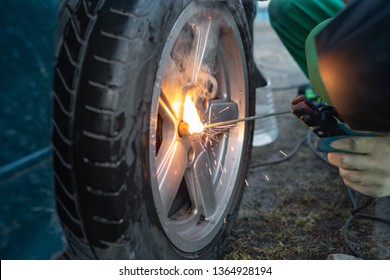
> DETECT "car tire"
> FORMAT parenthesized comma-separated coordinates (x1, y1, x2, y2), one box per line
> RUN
(53, 0, 256, 259)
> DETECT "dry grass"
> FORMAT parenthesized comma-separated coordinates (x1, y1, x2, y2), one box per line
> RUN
(221, 166, 352, 259)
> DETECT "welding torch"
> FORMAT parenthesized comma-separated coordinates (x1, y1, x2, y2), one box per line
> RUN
(201, 95, 376, 154)
(290, 95, 377, 153)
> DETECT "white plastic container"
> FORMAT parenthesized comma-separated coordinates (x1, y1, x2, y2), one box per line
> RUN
(253, 78, 279, 146)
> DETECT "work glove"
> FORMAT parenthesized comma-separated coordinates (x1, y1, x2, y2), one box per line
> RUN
(328, 135, 390, 197)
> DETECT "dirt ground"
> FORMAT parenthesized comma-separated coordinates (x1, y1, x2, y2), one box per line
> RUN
(221, 23, 390, 260)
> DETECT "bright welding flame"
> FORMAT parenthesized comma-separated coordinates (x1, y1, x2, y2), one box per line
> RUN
(183, 95, 204, 134)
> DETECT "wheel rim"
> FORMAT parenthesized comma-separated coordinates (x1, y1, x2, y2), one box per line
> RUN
(149, 1, 248, 253)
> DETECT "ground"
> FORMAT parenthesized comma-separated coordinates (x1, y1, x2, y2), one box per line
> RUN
(221, 23, 389, 260)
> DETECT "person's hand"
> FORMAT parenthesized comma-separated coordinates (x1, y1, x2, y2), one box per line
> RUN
(328, 135, 390, 197)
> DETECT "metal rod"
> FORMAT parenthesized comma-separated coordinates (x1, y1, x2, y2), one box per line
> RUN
(203, 110, 291, 129)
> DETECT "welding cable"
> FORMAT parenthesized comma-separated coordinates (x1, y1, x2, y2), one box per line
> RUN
(306, 130, 338, 168)
(249, 129, 329, 168)
(343, 213, 390, 260)
(249, 135, 306, 168)
(343, 188, 390, 260)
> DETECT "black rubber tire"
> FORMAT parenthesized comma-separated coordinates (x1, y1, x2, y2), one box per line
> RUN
(53, 0, 256, 259)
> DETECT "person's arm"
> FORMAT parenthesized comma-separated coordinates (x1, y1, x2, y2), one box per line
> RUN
(328, 135, 390, 197)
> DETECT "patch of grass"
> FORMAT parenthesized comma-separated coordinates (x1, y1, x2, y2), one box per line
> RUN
(295, 211, 320, 231)
(222, 180, 352, 259)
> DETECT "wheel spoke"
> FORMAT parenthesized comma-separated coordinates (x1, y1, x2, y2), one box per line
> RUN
(158, 93, 177, 129)
(157, 140, 188, 215)
(187, 150, 216, 218)
(190, 16, 220, 84)
(161, 57, 185, 120)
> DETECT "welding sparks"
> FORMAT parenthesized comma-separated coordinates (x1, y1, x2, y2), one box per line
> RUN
(244, 179, 249, 187)
(264, 174, 270, 181)
(279, 150, 288, 157)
